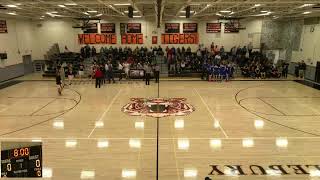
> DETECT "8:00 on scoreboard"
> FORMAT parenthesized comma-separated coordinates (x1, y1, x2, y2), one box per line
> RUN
(1, 145, 42, 177)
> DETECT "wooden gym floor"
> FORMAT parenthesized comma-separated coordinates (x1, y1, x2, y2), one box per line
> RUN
(0, 78, 320, 180)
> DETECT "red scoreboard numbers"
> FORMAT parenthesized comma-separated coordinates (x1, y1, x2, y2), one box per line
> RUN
(161, 33, 199, 44)
(121, 34, 143, 44)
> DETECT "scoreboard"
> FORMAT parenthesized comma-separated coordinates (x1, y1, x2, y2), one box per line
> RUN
(1, 145, 42, 177)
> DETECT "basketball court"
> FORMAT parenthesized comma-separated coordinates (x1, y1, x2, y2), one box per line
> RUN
(0, 78, 320, 179)
(1, 0, 320, 179)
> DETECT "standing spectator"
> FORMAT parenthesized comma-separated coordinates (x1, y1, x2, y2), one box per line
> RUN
(220, 46, 225, 56)
(107, 62, 115, 83)
(154, 63, 160, 83)
(145, 63, 152, 85)
(123, 61, 130, 79)
(92, 46, 96, 57)
(299, 60, 306, 78)
(210, 42, 215, 53)
(78, 63, 85, 82)
(118, 61, 123, 81)
(94, 67, 103, 88)
(248, 42, 253, 56)
(67, 64, 74, 85)
(282, 62, 289, 78)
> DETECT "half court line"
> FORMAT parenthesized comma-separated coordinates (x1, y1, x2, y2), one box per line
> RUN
(194, 88, 229, 138)
(87, 89, 122, 138)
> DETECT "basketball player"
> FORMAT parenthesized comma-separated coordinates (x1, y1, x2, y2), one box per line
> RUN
(56, 67, 64, 95)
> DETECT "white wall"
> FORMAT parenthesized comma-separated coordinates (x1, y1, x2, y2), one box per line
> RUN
(292, 24, 320, 66)
(31, 18, 263, 59)
(0, 18, 34, 67)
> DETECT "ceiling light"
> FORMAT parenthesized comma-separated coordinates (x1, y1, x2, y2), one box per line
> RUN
(261, 10, 268, 13)
(190, 3, 200, 6)
(179, 15, 185, 18)
(96, 13, 103, 17)
(178, 139, 189, 150)
(216, 13, 222, 16)
(83, 12, 90, 15)
(65, 140, 77, 148)
(133, 15, 142, 18)
(303, 11, 311, 14)
(230, 12, 235, 15)
(50, 11, 58, 13)
(180, 10, 195, 13)
(41, 15, 45, 17)
(97, 139, 109, 148)
(7, 5, 17, 8)
(122, 169, 136, 178)
(114, 3, 131, 6)
(15, 3, 22, 5)
(124, 10, 138, 13)
(42, 167, 53, 178)
(87, 10, 98, 13)
(80, 170, 95, 179)
(65, 3, 77, 6)
(242, 138, 254, 147)
(58, 5, 66, 8)
(254, 4, 261, 7)
(184, 169, 198, 177)
(220, 10, 231, 13)
(299, 4, 315, 8)
(206, 4, 211, 7)
(7, 12, 17, 15)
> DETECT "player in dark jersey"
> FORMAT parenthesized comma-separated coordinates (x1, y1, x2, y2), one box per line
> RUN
(56, 67, 64, 95)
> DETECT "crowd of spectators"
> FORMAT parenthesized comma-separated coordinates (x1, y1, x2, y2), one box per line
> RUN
(76, 43, 299, 82)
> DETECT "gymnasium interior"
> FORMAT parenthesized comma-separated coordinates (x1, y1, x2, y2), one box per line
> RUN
(0, 0, 320, 179)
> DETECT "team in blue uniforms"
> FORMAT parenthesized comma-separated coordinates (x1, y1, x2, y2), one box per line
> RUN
(208, 63, 233, 82)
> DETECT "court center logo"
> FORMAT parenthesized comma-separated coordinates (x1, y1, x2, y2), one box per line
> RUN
(121, 98, 195, 118)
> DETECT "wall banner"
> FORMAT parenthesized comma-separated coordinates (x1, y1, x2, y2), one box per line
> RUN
(206, 23, 221, 33)
(0, 20, 8, 33)
(121, 34, 143, 44)
(161, 33, 199, 44)
(78, 34, 117, 44)
(152, 36, 158, 44)
(100, 23, 116, 33)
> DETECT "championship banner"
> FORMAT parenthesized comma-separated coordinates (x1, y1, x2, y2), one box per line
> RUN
(183, 23, 198, 33)
(0, 20, 8, 33)
(224, 22, 240, 33)
(78, 34, 117, 44)
(161, 33, 198, 44)
(100, 23, 115, 33)
(152, 36, 158, 44)
(165, 23, 180, 33)
(206, 23, 221, 33)
(83, 23, 98, 33)
(127, 23, 141, 33)
(121, 34, 143, 44)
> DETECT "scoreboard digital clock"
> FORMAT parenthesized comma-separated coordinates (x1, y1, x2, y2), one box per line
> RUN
(1, 145, 42, 177)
